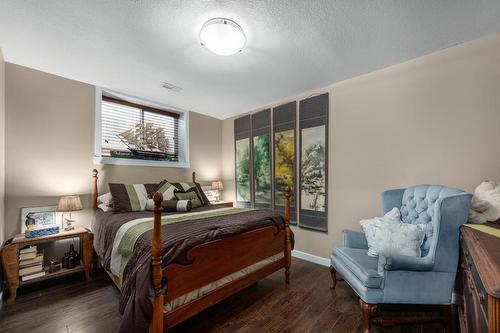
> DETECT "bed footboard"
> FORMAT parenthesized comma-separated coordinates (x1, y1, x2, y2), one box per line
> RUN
(164, 225, 286, 328)
(150, 187, 292, 332)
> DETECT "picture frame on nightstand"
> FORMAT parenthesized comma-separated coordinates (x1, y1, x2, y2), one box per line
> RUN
(20, 206, 61, 238)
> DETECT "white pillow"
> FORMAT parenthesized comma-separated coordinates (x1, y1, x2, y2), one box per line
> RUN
(98, 203, 114, 212)
(97, 193, 114, 211)
(374, 221, 426, 257)
(360, 208, 401, 257)
(97, 192, 113, 205)
(469, 180, 500, 224)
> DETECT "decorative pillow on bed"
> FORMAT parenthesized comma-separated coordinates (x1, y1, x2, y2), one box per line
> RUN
(108, 183, 149, 212)
(144, 183, 163, 198)
(150, 180, 177, 200)
(171, 182, 210, 205)
(97, 192, 113, 205)
(97, 192, 114, 211)
(162, 200, 192, 212)
(174, 189, 202, 208)
(145, 198, 193, 212)
(98, 202, 114, 212)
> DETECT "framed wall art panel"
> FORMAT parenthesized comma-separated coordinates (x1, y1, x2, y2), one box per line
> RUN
(251, 109, 272, 209)
(273, 101, 297, 224)
(234, 115, 252, 208)
(299, 93, 329, 232)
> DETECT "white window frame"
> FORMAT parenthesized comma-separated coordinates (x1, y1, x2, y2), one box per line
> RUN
(94, 87, 190, 168)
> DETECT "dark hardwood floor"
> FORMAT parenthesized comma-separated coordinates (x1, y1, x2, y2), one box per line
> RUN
(0, 258, 447, 333)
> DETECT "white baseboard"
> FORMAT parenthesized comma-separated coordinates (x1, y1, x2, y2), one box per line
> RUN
(292, 250, 330, 267)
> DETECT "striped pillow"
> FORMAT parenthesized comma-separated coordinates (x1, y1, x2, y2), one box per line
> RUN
(163, 200, 192, 212)
(151, 180, 177, 200)
(145, 199, 192, 212)
(144, 183, 163, 198)
(108, 183, 149, 212)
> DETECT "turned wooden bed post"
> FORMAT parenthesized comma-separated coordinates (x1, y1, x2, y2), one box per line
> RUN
(92, 169, 99, 212)
(192, 171, 196, 183)
(284, 187, 292, 284)
(151, 192, 164, 333)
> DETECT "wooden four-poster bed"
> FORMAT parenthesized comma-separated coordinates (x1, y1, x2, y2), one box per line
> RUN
(91, 169, 293, 332)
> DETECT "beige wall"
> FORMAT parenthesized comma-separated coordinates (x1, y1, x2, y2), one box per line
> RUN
(222, 32, 500, 258)
(4, 63, 222, 239)
(0, 49, 5, 245)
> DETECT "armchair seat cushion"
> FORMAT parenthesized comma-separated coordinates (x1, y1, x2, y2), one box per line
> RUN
(332, 247, 383, 288)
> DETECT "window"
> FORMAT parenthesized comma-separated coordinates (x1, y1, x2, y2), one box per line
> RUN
(94, 90, 189, 167)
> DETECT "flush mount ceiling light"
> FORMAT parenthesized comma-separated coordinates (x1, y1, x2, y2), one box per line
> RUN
(199, 18, 246, 56)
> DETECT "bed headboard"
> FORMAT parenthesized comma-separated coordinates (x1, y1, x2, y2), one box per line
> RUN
(91, 169, 197, 212)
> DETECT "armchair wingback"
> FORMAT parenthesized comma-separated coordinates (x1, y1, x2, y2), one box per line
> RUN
(330, 185, 471, 332)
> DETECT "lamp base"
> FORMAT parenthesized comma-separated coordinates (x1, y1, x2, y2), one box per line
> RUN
(64, 218, 75, 231)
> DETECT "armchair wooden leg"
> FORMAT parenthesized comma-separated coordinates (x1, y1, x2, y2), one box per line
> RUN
(441, 304, 455, 333)
(329, 266, 337, 289)
(359, 299, 377, 333)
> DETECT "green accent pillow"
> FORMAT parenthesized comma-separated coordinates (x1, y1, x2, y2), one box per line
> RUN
(174, 190, 202, 208)
(171, 181, 210, 205)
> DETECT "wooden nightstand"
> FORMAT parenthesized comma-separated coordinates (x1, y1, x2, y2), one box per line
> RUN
(211, 200, 234, 208)
(1, 227, 93, 303)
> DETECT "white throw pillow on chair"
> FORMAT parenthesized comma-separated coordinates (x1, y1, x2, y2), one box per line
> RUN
(374, 221, 426, 257)
(360, 207, 401, 257)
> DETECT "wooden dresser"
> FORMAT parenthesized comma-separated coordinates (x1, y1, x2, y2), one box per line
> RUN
(459, 226, 500, 333)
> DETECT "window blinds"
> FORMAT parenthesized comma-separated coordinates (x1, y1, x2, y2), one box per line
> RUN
(100, 96, 179, 161)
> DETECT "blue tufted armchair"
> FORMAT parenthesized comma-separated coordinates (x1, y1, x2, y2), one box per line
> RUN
(330, 185, 471, 333)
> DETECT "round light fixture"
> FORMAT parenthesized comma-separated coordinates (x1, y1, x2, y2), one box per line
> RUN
(199, 18, 246, 56)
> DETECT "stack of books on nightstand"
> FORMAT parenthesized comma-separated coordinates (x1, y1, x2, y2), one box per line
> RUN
(19, 246, 45, 281)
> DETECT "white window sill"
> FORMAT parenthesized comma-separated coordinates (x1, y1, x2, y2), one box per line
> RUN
(93, 156, 190, 168)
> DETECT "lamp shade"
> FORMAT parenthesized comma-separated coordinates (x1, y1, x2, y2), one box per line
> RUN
(57, 195, 83, 212)
(211, 181, 224, 191)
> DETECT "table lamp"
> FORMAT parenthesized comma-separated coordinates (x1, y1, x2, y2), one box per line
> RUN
(57, 195, 82, 231)
(211, 181, 224, 202)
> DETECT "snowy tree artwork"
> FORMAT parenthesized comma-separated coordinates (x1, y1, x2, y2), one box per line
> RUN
(300, 125, 326, 212)
(235, 138, 251, 202)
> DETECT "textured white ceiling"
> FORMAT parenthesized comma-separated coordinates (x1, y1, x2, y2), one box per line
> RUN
(1, 1, 500, 119)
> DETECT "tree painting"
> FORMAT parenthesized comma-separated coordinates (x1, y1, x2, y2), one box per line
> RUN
(253, 134, 271, 203)
(274, 129, 295, 206)
(301, 125, 326, 211)
(235, 138, 250, 202)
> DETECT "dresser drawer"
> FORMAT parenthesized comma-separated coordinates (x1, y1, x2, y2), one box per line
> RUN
(462, 240, 488, 315)
(461, 237, 489, 333)
(459, 226, 500, 333)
